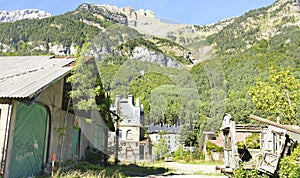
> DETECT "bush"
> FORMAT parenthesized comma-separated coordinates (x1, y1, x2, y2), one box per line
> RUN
(206, 141, 224, 152)
(173, 145, 184, 160)
(173, 145, 199, 162)
(237, 133, 260, 149)
(278, 144, 300, 178)
(233, 168, 269, 178)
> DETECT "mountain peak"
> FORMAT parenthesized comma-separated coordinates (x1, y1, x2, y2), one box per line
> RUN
(85, 4, 156, 22)
(0, 9, 51, 23)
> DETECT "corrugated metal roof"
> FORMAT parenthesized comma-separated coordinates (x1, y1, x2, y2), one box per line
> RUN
(0, 56, 75, 98)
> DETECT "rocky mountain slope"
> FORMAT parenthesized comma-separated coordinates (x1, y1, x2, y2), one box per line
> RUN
(0, 9, 51, 23)
(0, 5, 191, 68)
(0, 0, 299, 66)
(205, 0, 300, 54)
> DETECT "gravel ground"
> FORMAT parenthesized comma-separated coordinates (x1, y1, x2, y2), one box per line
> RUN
(132, 162, 228, 178)
(164, 162, 222, 175)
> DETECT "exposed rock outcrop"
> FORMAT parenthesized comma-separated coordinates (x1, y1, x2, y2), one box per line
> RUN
(0, 9, 51, 23)
(131, 47, 180, 68)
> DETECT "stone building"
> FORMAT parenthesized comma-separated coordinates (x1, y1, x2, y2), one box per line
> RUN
(110, 95, 151, 162)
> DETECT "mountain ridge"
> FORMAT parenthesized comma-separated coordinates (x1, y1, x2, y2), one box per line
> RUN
(0, 0, 299, 65)
(0, 9, 51, 23)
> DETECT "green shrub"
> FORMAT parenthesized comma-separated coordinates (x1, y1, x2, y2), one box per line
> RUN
(278, 144, 300, 178)
(234, 168, 269, 178)
(206, 141, 224, 152)
(237, 133, 260, 149)
(173, 145, 184, 161)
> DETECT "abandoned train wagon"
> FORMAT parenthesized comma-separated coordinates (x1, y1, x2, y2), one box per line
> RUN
(0, 56, 108, 177)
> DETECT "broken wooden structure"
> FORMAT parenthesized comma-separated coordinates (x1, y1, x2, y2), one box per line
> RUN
(217, 114, 300, 175)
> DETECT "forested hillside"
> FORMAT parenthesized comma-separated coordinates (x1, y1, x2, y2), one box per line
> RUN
(0, 0, 299, 146)
(191, 0, 300, 132)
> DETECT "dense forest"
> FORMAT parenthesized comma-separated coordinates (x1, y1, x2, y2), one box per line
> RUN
(0, 10, 106, 55)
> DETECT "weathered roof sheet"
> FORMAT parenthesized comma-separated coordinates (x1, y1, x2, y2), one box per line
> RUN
(0, 56, 75, 98)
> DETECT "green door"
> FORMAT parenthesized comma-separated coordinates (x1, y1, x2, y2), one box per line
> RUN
(71, 127, 80, 159)
(10, 102, 48, 177)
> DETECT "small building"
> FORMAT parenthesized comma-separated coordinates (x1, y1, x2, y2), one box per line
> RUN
(0, 56, 109, 177)
(147, 125, 180, 153)
(110, 95, 151, 162)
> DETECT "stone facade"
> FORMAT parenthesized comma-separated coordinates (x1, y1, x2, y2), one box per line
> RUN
(109, 95, 151, 162)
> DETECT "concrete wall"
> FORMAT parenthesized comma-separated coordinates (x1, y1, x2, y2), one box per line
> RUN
(36, 78, 76, 163)
(4, 101, 17, 177)
(47, 108, 75, 162)
(1, 77, 109, 176)
(0, 104, 11, 174)
(36, 78, 64, 109)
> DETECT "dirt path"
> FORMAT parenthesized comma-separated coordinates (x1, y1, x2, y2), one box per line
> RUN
(163, 162, 223, 175)
(132, 162, 228, 178)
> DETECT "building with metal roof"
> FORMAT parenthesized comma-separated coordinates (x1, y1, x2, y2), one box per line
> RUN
(0, 56, 74, 98)
(0, 56, 109, 177)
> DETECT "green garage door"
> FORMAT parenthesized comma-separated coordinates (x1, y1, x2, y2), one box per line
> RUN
(10, 102, 48, 178)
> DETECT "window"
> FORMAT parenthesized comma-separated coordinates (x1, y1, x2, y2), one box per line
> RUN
(119, 130, 122, 139)
(126, 130, 133, 140)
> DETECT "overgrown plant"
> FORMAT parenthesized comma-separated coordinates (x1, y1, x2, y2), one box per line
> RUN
(55, 162, 125, 178)
(205, 141, 224, 153)
(237, 133, 260, 149)
(233, 168, 269, 178)
(248, 66, 300, 124)
(278, 144, 300, 178)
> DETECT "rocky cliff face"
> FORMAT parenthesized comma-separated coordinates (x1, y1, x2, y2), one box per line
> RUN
(76, 4, 194, 44)
(131, 46, 180, 68)
(0, 9, 51, 23)
(98, 4, 155, 26)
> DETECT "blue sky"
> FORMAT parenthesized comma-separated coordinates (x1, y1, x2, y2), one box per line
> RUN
(1, 0, 275, 25)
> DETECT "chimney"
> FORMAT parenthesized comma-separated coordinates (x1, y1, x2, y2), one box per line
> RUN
(135, 98, 140, 107)
(115, 95, 121, 107)
(128, 95, 133, 105)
